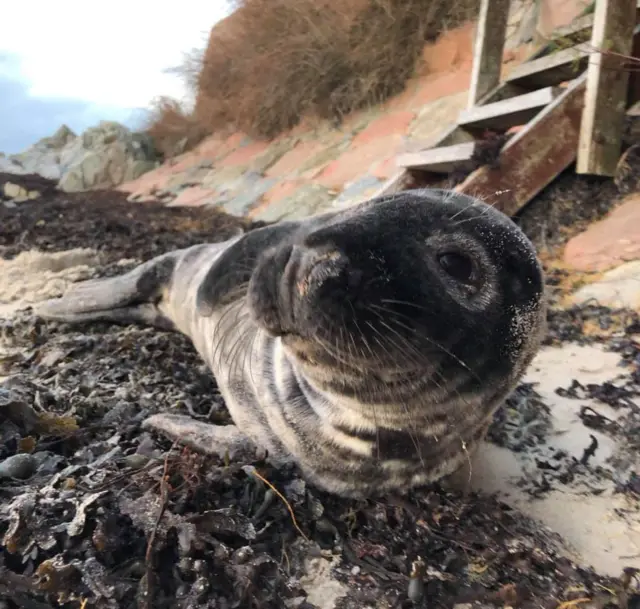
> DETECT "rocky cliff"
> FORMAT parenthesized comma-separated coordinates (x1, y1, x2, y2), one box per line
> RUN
(0, 121, 159, 192)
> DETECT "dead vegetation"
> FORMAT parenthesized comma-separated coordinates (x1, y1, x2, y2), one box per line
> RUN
(195, 0, 479, 137)
(144, 97, 210, 161)
(145, 0, 479, 153)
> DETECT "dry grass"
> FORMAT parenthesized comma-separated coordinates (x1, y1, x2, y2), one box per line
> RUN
(191, 0, 479, 139)
(144, 96, 209, 160)
(144, 0, 479, 152)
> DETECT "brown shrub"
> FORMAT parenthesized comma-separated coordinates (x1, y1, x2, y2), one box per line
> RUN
(193, 0, 479, 139)
(144, 96, 209, 160)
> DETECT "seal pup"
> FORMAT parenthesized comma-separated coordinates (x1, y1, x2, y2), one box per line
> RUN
(35, 189, 546, 498)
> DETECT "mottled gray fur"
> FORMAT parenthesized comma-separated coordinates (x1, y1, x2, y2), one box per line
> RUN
(35, 189, 546, 498)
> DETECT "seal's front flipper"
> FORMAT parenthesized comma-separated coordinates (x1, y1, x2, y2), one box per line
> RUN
(34, 254, 176, 329)
(142, 413, 264, 462)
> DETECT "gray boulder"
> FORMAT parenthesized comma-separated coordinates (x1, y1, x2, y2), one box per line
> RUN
(1, 121, 159, 192)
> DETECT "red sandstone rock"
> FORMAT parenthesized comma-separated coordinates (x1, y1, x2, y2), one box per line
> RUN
(217, 141, 270, 168)
(351, 111, 415, 147)
(265, 141, 329, 178)
(316, 135, 404, 190)
(261, 180, 303, 205)
(167, 186, 218, 207)
(563, 194, 640, 271)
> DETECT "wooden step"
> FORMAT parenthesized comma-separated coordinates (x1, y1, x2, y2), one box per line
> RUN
(457, 87, 560, 131)
(505, 44, 589, 89)
(396, 142, 476, 174)
(371, 125, 475, 198)
(454, 73, 588, 217)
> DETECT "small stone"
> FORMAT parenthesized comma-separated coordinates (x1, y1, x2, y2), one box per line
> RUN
(3, 182, 29, 200)
(570, 260, 640, 309)
(0, 387, 39, 432)
(39, 348, 67, 368)
(232, 546, 254, 564)
(101, 400, 139, 426)
(113, 386, 130, 400)
(284, 478, 306, 501)
(121, 454, 151, 470)
(0, 453, 37, 479)
(33, 451, 65, 476)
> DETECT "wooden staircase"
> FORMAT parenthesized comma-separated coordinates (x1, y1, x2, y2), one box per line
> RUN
(376, 0, 640, 217)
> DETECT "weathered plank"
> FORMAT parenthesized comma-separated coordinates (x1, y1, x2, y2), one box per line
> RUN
(467, 0, 511, 108)
(454, 74, 588, 217)
(576, 1, 638, 176)
(458, 87, 560, 131)
(397, 143, 477, 174)
(476, 82, 530, 106)
(505, 43, 590, 88)
(371, 125, 474, 198)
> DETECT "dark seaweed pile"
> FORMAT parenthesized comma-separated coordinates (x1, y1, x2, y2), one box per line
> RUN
(0, 174, 639, 609)
(0, 173, 265, 266)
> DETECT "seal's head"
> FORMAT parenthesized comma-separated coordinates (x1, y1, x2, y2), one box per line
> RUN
(248, 189, 545, 419)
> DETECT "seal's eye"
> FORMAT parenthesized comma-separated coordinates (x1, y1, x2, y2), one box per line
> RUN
(437, 252, 474, 284)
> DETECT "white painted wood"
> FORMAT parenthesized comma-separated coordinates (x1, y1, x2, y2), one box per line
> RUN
(467, 0, 511, 108)
(506, 44, 590, 88)
(577, 0, 637, 175)
(458, 87, 560, 130)
(396, 143, 477, 174)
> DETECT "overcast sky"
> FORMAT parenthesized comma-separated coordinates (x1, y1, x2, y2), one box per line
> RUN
(0, 0, 231, 154)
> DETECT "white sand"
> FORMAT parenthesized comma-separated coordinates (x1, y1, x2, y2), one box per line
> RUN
(469, 343, 640, 576)
(0, 248, 102, 318)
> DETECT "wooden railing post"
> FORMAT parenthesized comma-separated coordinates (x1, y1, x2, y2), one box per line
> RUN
(467, 0, 511, 109)
(576, 0, 637, 175)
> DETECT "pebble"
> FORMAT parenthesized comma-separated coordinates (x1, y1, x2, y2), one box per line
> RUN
(0, 453, 37, 479)
(121, 454, 151, 470)
(101, 400, 138, 426)
(232, 546, 253, 564)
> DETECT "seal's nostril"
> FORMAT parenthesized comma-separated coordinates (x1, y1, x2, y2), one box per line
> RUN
(292, 250, 347, 297)
(437, 252, 475, 284)
(307, 252, 344, 285)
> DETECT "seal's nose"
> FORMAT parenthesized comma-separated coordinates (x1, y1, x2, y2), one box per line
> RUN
(292, 246, 349, 297)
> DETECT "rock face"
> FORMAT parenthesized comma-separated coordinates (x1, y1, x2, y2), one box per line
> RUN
(0, 122, 159, 192)
(563, 193, 640, 272)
